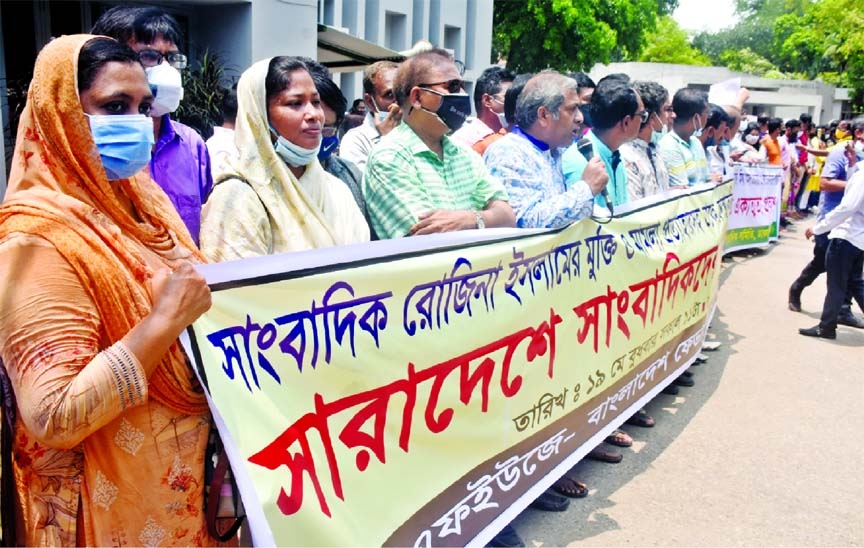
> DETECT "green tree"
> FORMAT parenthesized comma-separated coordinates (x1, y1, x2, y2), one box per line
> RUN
(639, 16, 711, 66)
(493, 0, 678, 73)
(718, 48, 781, 77)
(692, 0, 808, 63)
(774, 0, 864, 108)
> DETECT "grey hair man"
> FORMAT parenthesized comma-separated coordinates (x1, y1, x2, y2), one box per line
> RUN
(484, 71, 608, 228)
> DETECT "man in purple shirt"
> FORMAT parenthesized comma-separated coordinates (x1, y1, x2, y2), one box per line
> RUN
(93, 5, 213, 244)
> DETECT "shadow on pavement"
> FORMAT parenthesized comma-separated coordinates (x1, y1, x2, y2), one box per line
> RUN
(509, 247, 756, 545)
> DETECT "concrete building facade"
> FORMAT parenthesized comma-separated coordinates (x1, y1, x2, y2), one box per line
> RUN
(0, 0, 495, 197)
(589, 62, 852, 125)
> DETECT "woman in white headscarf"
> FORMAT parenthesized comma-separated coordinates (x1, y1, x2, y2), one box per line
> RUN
(200, 56, 369, 261)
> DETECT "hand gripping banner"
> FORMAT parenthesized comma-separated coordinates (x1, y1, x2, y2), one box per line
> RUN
(182, 181, 732, 547)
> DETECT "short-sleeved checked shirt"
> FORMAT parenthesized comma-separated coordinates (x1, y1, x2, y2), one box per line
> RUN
(657, 131, 709, 187)
(363, 123, 509, 239)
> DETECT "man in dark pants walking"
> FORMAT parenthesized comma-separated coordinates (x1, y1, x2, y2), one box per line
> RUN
(799, 159, 864, 339)
(788, 116, 864, 328)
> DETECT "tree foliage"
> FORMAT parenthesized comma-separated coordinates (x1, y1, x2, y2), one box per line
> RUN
(772, 0, 864, 108)
(718, 48, 784, 78)
(493, 0, 678, 73)
(639, 16, 711, 66)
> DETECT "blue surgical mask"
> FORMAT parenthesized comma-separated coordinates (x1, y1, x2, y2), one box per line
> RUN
(705, 136, 716, 147)
(693, 115, 703, 138)
(318, 135, 339, 162)
(87, 114, 154, 180)
(271, 125, 319, 167)
(651, 116, 668, 145)
(371, 98, 389, 122)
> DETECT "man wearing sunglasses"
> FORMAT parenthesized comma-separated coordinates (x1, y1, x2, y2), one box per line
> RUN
(92, 5, 212, 245)
(562, 75, 645, 209)
(363, 48, 515, 239)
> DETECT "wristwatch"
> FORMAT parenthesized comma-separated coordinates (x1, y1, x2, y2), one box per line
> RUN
(474, 210, 485, 229)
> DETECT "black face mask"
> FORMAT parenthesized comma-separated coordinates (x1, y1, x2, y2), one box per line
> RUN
(579, 104, 593, 128)
(421, 89, 472, 132)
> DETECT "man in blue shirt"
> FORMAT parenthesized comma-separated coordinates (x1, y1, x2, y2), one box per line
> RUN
(789, 115, 864, 328)
(562, 75, 644, 209)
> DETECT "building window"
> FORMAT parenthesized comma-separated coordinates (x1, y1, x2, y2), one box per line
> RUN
(444, 25, 461, 61)
(385, 11, 407, 51)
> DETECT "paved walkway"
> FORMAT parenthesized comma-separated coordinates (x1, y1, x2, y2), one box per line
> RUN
(513, 224, 864, 546)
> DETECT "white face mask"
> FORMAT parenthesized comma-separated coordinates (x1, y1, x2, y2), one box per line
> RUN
(745, 134, 759, 145)
(271, 125, 320, 167)
(146, 63, 184, 117)
(495, 110, 509, 130)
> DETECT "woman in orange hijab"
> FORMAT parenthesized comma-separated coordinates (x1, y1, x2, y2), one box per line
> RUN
(0, 35, 216, 546)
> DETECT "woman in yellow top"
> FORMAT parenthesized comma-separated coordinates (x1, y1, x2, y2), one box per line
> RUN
(0, 35, 216, 546)
(200, 56, 370, 262)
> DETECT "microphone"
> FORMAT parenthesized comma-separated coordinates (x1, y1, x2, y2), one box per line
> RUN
(576, 137, 612, 212)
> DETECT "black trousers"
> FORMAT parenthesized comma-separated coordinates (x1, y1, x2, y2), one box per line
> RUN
(819, 238, 864, 330)
(791, 233, 829, 291)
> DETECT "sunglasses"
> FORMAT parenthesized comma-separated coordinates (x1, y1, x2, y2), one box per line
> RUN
(137, 48, 188, 70)
(417, 79, 464, 94)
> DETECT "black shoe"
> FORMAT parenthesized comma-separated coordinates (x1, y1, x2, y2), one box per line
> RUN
(798, 325, 836, 339)
(838, 314, 864, 329)
(528, 489, 570, 512)
(788, 288, 802, 312)
(487, 524, 525, 547)
(682, 370, 694, 377)
(662, 384, 680, 395)
(673, 374, 695, 387)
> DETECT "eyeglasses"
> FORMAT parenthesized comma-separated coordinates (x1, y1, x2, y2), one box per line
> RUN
(322, 124, 339, 138)
(634, 110, 650, 124)
(418, 79, 464, 94)
(137, 48, 188, 70)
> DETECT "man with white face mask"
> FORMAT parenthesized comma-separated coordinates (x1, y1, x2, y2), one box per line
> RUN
(657, 88, 710, 188)
(92, 5, 213, 245)
(451, 66, 514, 155)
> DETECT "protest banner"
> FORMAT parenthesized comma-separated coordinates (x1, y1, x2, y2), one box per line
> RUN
(724, 164, 783, 253)
(182, 181, 732, 547)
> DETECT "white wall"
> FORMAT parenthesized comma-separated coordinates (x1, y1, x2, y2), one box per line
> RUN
(328, 0, 494, 111)
(589, 61, 846, 126)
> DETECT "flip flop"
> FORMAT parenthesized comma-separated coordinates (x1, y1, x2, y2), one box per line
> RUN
(605, 429, 633, 447)
(625, 409, 655, 428)
(587, 448, 623, 464)
(552, 477, 588, 498)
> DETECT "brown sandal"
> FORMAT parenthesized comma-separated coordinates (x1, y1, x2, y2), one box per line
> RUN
(605, 429, 633, 447)
(552, 477, 588, 498)
(587, 448, 623, 464)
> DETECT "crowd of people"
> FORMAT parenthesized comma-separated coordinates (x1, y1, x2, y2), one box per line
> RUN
(0, 4, 862, 547)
